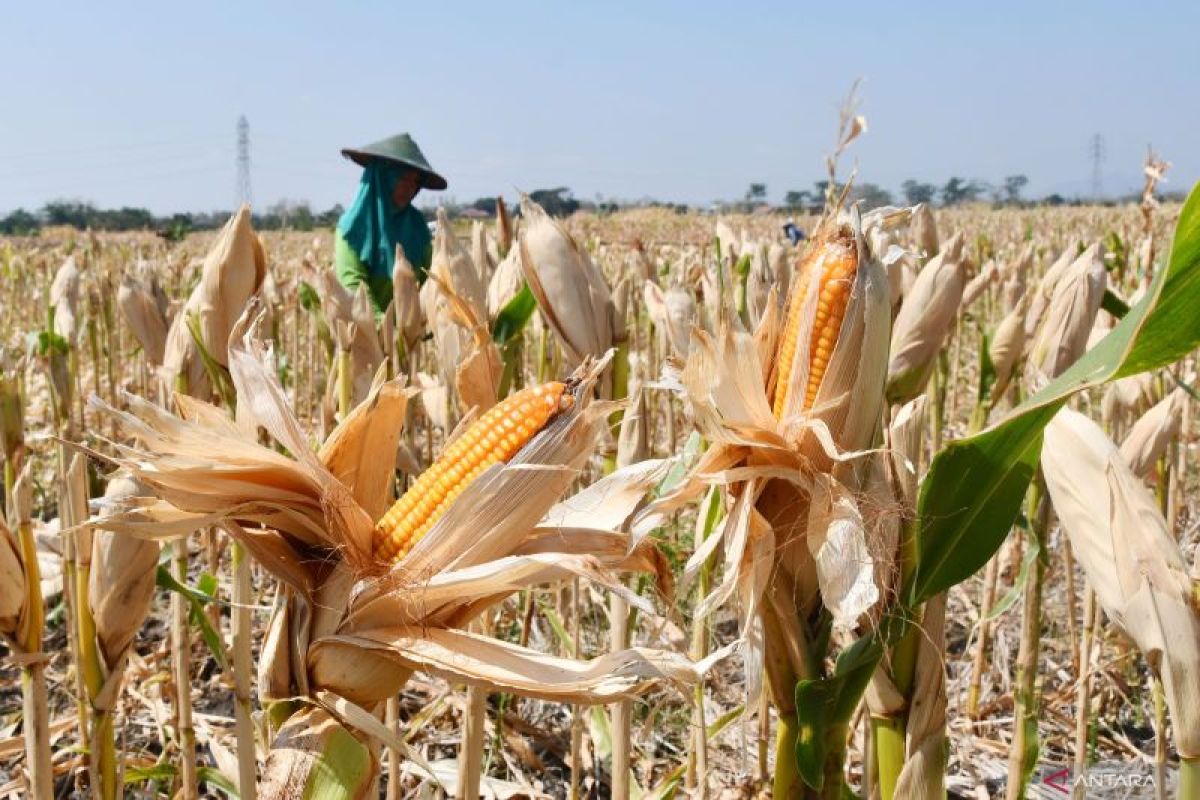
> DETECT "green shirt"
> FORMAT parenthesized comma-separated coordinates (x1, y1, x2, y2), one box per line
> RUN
(334, 206, 432, 312)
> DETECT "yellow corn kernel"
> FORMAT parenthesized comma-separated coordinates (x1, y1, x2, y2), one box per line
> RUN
(773, 234, 857, 417)
(373, 382, 571, 564)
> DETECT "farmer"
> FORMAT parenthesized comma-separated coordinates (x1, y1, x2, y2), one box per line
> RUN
(335, 133, 447, 311)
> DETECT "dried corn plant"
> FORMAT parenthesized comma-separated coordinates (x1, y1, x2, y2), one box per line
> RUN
(88, 312, 706, 796)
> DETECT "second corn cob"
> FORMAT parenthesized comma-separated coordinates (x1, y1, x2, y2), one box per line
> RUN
(373, 381, 572, 563)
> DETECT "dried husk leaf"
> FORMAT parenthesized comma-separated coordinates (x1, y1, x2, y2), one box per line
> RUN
(1043, 409, 1200, 759)
(519, 196, 615, 369)
(422, 274, 473, 391)
(1000, 242, 1034, 286)
(961, 258, 998, 310)
(1023, 242, 1078, 339)
(319, 271, 385, 402)
(0, 517, 24, 637)
(0, 352, 23, 466)
(311, 627, 703, 706)
(643, 282, 696, 358)
(910, 203, 939, 258)
(1026, 243, 1106, 383)
(427, 274, 502, 414)
(391, 246, 425, 352)
(162, 206, 266, 395)
(471, 220, 496, 287)
(1103, 372, 1156, 427)
(432, 207, 487, 318)
(88, 475, 161, 667)
(989, 293, 1029, 398)
(486, 247, 525, 319)
(117, 270, 169, 366)
(1119, 386, 1187, 479)
(806, 475, 879, 626)
(767, 241, 790, 300)
(746, 242, 775, 327)
(318, 378, 415, 519)
(50, 254, 83, 343)
(886, 232, 966, 403)
(261, 707, 377, 800)
(616, 389, 649, 468)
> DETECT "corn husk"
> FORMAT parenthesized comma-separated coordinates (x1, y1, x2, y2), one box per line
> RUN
(318, 379, 416, 520)
(161, 206, 266, 396)
(1000, 242, 1034, 287)
(391, 246, 425, 353)
(1043, 408, 1200, 759)
(746, 243, 776, 327)
(911, 203, 938, 258)
(886, 232, 966, 403)
(1102, 373, 1156, 428)
(1120, 386, 1187, 479)
(495, 197, 513, 258)
(767, 242, 790, 301)
(1025, 243, 1106, 383)
(0, 350, 23, 466)
(617, 389, 649, 468)
(1023, 242, 1078, 339)
(989, 293, 1029, 398)
(421, 274, 472, 394)
(117, 268, 170, 366)
(432, 207, 487, 318)
(643, 282, 696, 358)
(519, 197, 615, 371)
(715, 220, 740, 261)
(319, 272, 385, 403)
(50, 255, 83, 343)
(429, 275, 502, 415)
(961, 258, 998, 310)
(487, 247, 525, 319)
(88, 476, 161, 667)
(0, 516, 24, 636)
(471, 221, 496, 288)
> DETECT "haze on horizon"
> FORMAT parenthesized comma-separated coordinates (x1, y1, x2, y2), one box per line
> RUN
(2, 1, 1197, 216)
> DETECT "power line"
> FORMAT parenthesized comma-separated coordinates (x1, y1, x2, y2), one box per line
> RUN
(0, 134, 228, 163)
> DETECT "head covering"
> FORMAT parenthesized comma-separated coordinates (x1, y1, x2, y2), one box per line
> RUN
(337, 160, 431, 280)
(341, 133, 447, 191)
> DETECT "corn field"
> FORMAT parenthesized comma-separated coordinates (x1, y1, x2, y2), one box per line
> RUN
(2, 157, 1200, 800)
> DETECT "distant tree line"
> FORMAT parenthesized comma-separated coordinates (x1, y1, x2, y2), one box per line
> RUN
(0, 199, 347, 237)
(4, 177, 1190, 237)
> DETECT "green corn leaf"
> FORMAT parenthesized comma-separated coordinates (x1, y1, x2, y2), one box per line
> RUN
(491, 283, 537, 345)
(197, 767, 240, 798)
(300, 722, 374, 799)
(155, 566, 229, 670)
(185, 312, 237, 410)
(124, 762, 176, 785)
(298, 280, 322, 312)
(793, 634, 883, 790)
(1101, 287, 1130, 319)
(909, 180, 1200, 606)
(984, 527, 1040, 622)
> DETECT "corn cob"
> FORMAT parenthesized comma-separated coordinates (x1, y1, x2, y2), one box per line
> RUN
(373, 382, 572, 563)
(773, 233, 858, 416)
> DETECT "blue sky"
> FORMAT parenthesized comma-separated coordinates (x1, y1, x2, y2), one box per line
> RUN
(2, 1, 1197, 214)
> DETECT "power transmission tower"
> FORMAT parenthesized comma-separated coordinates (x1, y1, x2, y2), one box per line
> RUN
(1089, 133, 1106, 200)
(236, 115, 252, 208)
